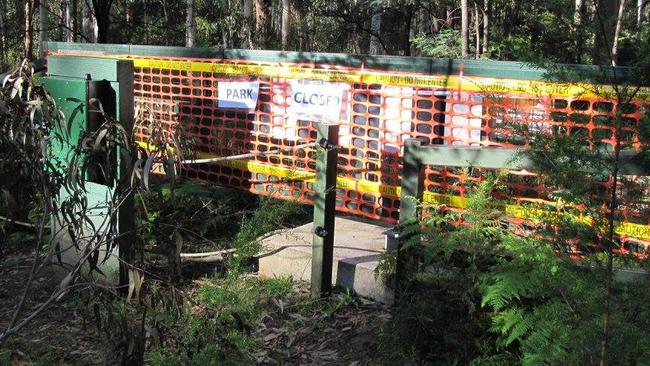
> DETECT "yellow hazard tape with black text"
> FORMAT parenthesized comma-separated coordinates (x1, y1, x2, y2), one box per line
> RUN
(130, 58, 650, 101)
(201, 155, 650, 241)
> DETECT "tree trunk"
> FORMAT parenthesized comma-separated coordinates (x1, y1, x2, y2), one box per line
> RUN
(461, 0, 468, 58)
(38, 0, 46, 58)
(71, 0, 77, 41)
(482, 0, 488, 54)
(637, 0, 644, 26)
(57, 1, 63, 40)
(24, 0, 33, 59)
(574, 0, 584, 63)
(91, 0, 108, 43)
(418, 5, 431, 35)
(185, 0, 195, 47)
(241, 0, 253, 48)
(306, 5, 313, 51)
(16, 0, 25, 47)
(82, 0, 97, 42)
(611, 0, 626, 66)
(281, 0, 289, 49)
(575, 0, 583, 25)
(255, 0, 269, 48)
(0, 0, 5, 61)
(64, 0, 73, 42)
(297, 2, 306, 51)
(475, 2, 480, 58)
(593, 0, 616, 65)
(403, 5, 413, 56)
(368, 2, 382, 54)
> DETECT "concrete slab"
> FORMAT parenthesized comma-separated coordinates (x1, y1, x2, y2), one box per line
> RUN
(257, 216, 395, 304)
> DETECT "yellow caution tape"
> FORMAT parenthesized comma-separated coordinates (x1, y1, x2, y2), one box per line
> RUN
(160, 149, 650, 241)
(48, 52, 650, 100)
(129, 58, 650, 101)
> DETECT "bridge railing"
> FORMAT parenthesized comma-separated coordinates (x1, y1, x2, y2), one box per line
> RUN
(395, 141, 650, 290)
(43, 42, 650, 232)
(42, 44, 650, 297)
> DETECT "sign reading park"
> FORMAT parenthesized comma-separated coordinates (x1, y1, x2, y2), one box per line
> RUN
(218, 81, 260, 109)
(288, 81, 347, 121)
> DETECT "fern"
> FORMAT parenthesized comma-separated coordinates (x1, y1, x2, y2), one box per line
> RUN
(482, 272, 531, 311)
(490, 307, 532, 346)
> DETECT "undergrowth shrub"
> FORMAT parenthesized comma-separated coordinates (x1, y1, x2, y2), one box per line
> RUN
(482, 229, 650, 365)
(137, 181, 252, 281)
(137, 180, 311, 279)
(145, 276, 294, 366)
(379, 175, 514, 365)
(379, 171, 650, 365)
(229, 196, 310, 272)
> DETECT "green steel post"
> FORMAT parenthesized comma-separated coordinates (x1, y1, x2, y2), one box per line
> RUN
(399, 139, 425, 223)
(311, 123, 339, 298)
(115, 60, 136, 291)
(396, 139, 424, 296)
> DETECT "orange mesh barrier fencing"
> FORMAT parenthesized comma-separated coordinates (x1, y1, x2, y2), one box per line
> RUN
(47, 51, 650, 253)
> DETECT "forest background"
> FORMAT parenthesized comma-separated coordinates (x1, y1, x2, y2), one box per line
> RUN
(1, 0, 649, 68)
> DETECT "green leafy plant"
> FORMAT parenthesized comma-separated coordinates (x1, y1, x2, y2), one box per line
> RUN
(229, 197, 310, 273)
(137, 182, 250, 282)
(412, 29, 462, 59)
(380, 175, 513, 365)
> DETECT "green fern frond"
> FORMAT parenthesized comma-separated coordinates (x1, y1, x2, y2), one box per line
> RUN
(504, 310, 535, 346)
(490, 307, 536, 347)
(481, 272, 531, 310)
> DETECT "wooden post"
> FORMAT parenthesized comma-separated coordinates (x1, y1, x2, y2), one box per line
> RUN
(310, 123, 339, 298)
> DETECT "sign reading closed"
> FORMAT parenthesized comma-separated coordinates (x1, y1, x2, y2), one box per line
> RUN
(218, 81, 260, 109)
(288, 81, 347, 121)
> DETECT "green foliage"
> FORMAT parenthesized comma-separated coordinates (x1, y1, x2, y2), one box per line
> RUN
(486, 35, 538, 62)
(412, 29, 462, 59)
(0, 63, 62, 223)
(137, 181, 252, 281)
(229, 197, 310, 272)
(380, 175, 509, 365)
(482, 233, 650, 365)
(143, 275, 294, 366)
(480, 69, 650, 365)
(385, 159, 650, 366)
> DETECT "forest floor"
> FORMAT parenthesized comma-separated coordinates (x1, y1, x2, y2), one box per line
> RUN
(0, 232, 391, 365)
(0, 233, 104, 365)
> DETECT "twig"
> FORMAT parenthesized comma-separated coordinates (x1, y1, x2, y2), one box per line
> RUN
(181, 142, 320, 164)
(180, 248, 236, 258)
(1, 214, 47, 346)
(0, 215, 39, 229)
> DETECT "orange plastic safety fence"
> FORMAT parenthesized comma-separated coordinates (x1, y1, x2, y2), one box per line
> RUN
(47, 51, 650, 250)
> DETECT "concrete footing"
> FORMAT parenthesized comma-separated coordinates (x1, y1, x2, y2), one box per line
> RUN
(258, 216, 395, 304)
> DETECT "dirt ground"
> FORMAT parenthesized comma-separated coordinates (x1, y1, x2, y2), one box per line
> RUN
(0, 233, 391, 365)
(0, 235, 104, 365)
(254, 288, 391, 365)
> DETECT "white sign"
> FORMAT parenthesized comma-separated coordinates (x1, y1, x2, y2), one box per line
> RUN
(218, 81, 260, 109)
(288, 81, 347, 121)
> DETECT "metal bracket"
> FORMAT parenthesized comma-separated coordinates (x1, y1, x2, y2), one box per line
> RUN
(318, 137, 331, 150)
(314, 226, 329, 238)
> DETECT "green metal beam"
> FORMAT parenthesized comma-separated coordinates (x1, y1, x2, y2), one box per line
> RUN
(43, 41, 643, 84)
(398, 142, 650, 226)
(48, 55, 133, 82)
(113, 61, 136, 291)
(405, 145, 535, 170)
(398, 140, 426, 225)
